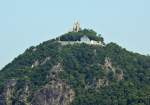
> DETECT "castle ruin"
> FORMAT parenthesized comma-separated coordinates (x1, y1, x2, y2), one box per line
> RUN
(73, 21, 80, 32)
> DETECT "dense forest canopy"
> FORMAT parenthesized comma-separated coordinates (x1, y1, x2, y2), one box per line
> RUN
(58, 29, 104, 43)
(0, 29, 150, 105)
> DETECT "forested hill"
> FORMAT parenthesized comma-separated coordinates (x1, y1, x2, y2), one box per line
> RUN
(0, 29, 150, 105)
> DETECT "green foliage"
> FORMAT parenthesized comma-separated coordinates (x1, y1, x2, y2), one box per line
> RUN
(58, 29, 104, 43)
(0, 30, 150, 105)
(59, 43, 150, 105)
(0, 40, 61, 90)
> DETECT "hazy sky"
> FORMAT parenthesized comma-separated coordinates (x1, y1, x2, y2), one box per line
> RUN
(0, 0, 150, 69)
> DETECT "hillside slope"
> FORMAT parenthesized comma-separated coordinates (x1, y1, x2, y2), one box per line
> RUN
(0, 29, 150, 105)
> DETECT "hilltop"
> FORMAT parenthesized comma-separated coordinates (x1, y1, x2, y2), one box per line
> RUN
(0, 27, 150, 105)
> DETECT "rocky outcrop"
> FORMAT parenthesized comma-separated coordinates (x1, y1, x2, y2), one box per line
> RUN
(41, 57, 51, 65)
(31, 60, 39, 68)
(31, 63, 75, 105)
(17, 82, 31, 105)
(31, 80, 75, 105)
(102, 57, 124, 81)
(96, 78, 109, 88)
(31, 57, 51, 68)
(3, 79, 16, 105)
(32, 63, 75, 105)
(0, 63, 75, 105)
(115, 68, 124, 81)
(0, 79, 32, 105)
(103, 57, 113, 70)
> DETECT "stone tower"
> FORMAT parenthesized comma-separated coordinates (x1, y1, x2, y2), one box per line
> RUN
(73, 21, 80, 32)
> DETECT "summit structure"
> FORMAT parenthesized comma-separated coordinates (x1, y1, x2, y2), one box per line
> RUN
(57, 22, 105, 46)
(72, 21, 80, 32)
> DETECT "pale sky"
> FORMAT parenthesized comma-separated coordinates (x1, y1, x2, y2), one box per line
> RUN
(0, 0, 150, 69)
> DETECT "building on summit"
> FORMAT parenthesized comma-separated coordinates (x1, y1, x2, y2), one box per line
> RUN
(58, 35, 104, 46)
(80, 35, 104, 45)
(72, 21, 80, 32)
(80, 35, 90, 43)
(58, 22, 104, 46)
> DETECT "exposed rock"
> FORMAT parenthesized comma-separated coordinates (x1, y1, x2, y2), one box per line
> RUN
(0, 79, 31, 105)
(104, 57, 113, 70)
(115, 69, 124, 81)
(5, 79, 16, 88)
(49, 63, 63, 80)
(18, 83, 31, 105)
(51, 63, 63, 72)
(4, 79, 16, 105)
(31, 80, 75, 105)
(101, 57, 116, 74)
(41, 57, 51, 65)
(101, 57, 124, 82)
(31, 60, 39, 68)
(31, 63, 75, 105)
(32, 48, 37, 52)
(96, 78, 109, 88)
(101, 57, 113, 71)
